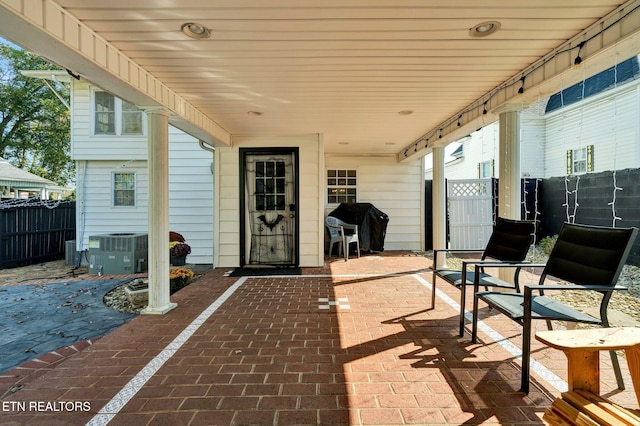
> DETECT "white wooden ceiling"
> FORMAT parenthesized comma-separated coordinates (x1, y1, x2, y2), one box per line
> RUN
(45, 1, 635, 154)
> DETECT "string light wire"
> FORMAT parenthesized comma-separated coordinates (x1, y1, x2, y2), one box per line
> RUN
(608, 51, 623, 227)
(401, 4, 639, 157)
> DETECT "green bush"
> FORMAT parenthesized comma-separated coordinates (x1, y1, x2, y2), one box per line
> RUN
(538, 235, 558, 255)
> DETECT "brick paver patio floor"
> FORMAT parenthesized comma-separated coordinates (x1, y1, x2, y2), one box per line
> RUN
(0, 251, 637, 425)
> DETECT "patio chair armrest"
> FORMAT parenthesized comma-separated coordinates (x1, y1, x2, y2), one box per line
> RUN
(433, 249, 484, 270)
(341, 223, 358, 231)
(468, 262, 540, 292)
(434, 248, 484, 255)
(462, 260, 535, 269)
(470, 262, 527, 292)
(463, 260, 546, 268)
(524, 284, 628, 293)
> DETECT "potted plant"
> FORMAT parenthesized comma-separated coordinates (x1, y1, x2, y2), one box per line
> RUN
(169, 267, 194, 293)
(169, 231, 191, 266)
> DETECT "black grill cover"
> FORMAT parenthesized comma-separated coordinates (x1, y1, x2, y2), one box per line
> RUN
(328, 203, 389, 252)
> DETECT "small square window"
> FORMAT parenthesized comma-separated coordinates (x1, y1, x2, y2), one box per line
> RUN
(479, 160, 493, 178)
(567, 146, 593, 175)
(327, 169, 357, 204)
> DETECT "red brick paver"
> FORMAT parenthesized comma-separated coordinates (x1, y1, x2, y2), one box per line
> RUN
(1, 252, 637, 425)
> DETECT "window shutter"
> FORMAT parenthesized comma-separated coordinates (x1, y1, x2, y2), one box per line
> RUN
(477, 163, 481, 178)
(566, 149, 573, 175)
(491, 159, 495, 177)
(587, 145, 594, 172)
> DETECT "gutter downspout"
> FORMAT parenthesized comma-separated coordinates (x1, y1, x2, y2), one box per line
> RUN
(198, 140, 216, 267)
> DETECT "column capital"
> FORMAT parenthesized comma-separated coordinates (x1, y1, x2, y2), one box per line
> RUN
(493, 103, 526, 114)
(143, 107, 172, 117)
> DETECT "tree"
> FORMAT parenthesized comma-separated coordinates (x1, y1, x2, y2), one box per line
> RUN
(0, 41, 72, 186)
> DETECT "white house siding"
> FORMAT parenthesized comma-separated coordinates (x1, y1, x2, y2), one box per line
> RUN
(215, 134, 323, 268)
(72, 81, 215, 265)
(544, 81, 640, 178)
(71, 81, 148, 160)
(325, 155, 423, 251)
(75, 159, 149, 249)
(214, 148, 240, 268)
(168, 128, 214, 266)
(520, 107, 546, 179)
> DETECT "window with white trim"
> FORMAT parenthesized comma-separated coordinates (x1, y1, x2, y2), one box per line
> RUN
(567, 145, 594, 174)
(94, 91, 144, 135)
(113, 173, 136, 207)
(327, 169, 357, 204)
(478, 160, 494, 178)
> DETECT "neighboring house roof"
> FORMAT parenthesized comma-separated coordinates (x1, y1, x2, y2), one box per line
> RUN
(546, 55, 640, 113)
(0, 157, 58, 190)
(450, 144, 464, 159)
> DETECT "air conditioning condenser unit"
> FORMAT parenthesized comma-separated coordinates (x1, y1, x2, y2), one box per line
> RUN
(88, 233, 148, 275)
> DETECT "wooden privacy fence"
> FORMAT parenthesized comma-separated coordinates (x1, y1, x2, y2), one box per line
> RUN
(0, 200, 75, 269)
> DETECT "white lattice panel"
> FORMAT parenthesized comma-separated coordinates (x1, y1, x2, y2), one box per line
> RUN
(447, 179, 494, 249)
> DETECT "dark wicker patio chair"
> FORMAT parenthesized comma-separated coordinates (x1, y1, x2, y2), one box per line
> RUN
(471, 222, 638, 394)
(431, 217, 536, 337)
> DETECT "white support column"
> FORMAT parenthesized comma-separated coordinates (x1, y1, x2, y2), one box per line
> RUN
(497, 107, 523, 284)
(432, 146, 447, 268)
(498, 107, 522, 220)
(141, 109, 177, 315)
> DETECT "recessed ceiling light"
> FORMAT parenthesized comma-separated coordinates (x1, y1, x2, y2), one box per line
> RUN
(247, 111, 262, 116)
(469, 21, 501, 38)
(181, 22, 211, 39)
(398, 110, 413, 115)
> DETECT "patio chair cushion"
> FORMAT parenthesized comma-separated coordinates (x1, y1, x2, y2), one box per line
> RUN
(477, 292, 601, 324)
(437, 270, 516, 289)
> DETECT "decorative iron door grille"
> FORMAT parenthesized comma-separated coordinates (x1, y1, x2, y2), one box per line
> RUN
(244, 153, 296, 265)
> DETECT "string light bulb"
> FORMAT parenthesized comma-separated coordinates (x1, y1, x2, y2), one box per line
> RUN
(518, 76, 525, 94)
(574, 41, 586, 65)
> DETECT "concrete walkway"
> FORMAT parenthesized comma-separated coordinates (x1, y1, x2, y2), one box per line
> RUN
(0, 252, 637, 425)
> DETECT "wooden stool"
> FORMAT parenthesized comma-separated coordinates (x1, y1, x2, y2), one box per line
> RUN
(536, 327, 640, 425)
